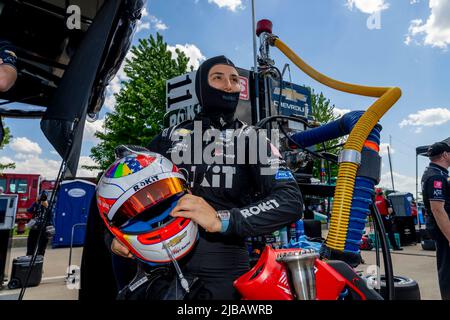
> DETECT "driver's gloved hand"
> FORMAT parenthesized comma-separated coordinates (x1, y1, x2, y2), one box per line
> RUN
(114, 145, 151, 159)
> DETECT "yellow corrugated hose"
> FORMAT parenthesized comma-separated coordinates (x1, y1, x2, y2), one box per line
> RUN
(273, 38, 401, 251)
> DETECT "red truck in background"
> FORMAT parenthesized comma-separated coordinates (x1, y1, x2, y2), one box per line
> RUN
(0, 173, 55, 234)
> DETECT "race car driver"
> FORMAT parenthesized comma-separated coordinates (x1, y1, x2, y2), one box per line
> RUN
(109, 55, 304, 300)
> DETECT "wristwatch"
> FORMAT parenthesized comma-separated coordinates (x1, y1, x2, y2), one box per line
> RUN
(216, 210, 231, 233)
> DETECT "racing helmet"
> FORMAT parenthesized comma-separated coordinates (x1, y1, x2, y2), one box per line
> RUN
(96, 150, 198, 265)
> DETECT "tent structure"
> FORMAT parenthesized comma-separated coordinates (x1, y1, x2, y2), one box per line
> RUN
(415, 145, 430, 202)
(0, 1, 147, 299)
(0, 0, 146, 177)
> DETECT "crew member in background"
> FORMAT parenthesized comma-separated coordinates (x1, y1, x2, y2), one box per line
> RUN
(26, 191, 51, 256)
(421, 137, 450, 300)
(374, 188, 403, 251)
(0, 39, 17, 92)
(410, 200, 418, 225)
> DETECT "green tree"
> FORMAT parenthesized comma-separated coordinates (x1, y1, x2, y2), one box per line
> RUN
(308, 88, 342, 182)
(88, 33, 190, 170)
(0, 120, 15, 171)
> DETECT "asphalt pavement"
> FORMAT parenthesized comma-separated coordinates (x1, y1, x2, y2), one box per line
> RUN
(0, 239, 442, 300)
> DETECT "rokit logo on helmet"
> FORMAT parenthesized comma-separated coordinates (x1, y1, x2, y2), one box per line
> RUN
(132, 176, 160, 192)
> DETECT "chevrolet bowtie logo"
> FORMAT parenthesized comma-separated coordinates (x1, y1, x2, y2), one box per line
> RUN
(273, 88, 307, 102)
(167, 231, 187, 247)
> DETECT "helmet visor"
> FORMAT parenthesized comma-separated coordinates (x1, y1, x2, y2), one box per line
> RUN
(112, 177, 188, 227)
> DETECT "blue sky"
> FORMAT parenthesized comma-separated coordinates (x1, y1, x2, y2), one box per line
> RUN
(1, 0, 449, 197)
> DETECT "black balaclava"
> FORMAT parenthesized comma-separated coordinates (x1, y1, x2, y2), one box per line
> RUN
(195, 55, 240, 128)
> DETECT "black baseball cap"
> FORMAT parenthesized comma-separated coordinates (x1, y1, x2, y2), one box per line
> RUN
(427, 137, 450, 157)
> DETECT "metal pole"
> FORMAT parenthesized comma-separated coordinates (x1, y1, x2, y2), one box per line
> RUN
(251, 0, 260, 122)
(387, 145, 395, 191)
(66, 223, 87, 280)
(416, 154, 418, 202)
(371, 202, 395, 300)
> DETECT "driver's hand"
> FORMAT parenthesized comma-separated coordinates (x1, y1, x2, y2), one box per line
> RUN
(170, 194, 222, 233)
(111, 238, 134, 259)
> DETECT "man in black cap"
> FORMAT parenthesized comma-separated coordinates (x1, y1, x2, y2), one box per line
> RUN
(421, 137, 450, 300)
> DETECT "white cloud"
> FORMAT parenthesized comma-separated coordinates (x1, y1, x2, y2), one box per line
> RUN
(103, 50, 134, 111)
(155, 20, 169, 31)
(208, 0, 244, 11)
(9, 137, 42, 155)
(84, 118, 105, 143)
(405, 0, 450, 49)
(379, 143, 395, 156)
(333, 108, 351, 118)
(379, 171, 416, 193)
(136, 9, 168, 32)
(136, 8, 169, 33)
(3, 155, 61, 180)
(168, 44, 206, 70)
(14, 153, 35, 160)
(0, 156, 14, 164)
(2, 154, 100, 180)
(149, 15, 168, 31)
(136, 8, 150, 33)
(137, 22, 151, 33)
(399, 107, 450, 128)
(77, 156, 101, 178)
(346, 0, 390, 14)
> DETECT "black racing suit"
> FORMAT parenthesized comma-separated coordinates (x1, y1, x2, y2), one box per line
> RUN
(145, 116, 304, 299)
(421, 163, 450, 300)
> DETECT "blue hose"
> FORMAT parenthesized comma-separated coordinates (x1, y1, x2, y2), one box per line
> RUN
(344, 125, 381, 253)
(291, 111, 364, 147)
(291, 111, 381, 255)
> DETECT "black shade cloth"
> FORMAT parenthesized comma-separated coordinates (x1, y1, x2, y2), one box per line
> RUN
(40, 0, 122, 177)
(416, 145, 431, 157)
